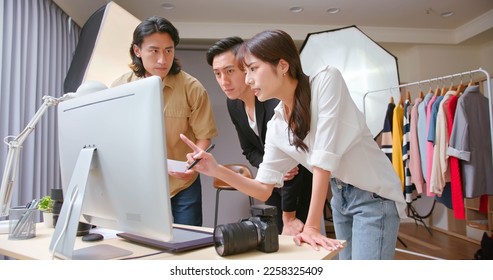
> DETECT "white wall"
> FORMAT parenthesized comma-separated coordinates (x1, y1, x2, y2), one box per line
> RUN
(384, 44, 487, 84)
(480, 39, 493, 73)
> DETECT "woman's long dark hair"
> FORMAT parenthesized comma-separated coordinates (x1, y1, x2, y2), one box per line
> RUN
(129, 16, 181, 77)
(240, 30, 311, 152)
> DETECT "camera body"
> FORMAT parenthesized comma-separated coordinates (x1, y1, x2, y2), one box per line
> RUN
(243, 205, 279, 253)
(213, 204, 279, 256)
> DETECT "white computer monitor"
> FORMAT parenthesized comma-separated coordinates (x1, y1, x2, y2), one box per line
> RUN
(50, 76, 173, 259)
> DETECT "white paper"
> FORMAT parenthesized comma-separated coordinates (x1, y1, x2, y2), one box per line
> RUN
(167, 159, 188, 172)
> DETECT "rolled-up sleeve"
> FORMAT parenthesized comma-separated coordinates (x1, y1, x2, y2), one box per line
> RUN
(256, 166, 285, 189)
(447, 100, 470, 162)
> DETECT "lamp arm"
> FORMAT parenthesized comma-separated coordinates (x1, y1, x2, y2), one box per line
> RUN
(0, 95, 66, 217)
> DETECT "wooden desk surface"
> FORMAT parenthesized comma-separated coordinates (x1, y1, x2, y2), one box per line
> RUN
(0, 223, 344, 260)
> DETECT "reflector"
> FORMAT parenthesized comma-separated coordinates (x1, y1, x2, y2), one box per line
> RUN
(300, 26, 400, 137)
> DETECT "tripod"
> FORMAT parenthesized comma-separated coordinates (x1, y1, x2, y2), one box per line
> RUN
(406, 200, 435, 236)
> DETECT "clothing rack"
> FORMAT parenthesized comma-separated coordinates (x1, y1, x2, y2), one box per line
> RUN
(363, 68, 492, 236)
(363, 68, 492, 167)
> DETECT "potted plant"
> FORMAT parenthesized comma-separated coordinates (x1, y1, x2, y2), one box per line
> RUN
(38, 195, 54, 228)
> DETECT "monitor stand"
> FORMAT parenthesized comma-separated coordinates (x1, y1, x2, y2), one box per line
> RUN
(49, 147, 132, 260)
(69, 244, 132, 260)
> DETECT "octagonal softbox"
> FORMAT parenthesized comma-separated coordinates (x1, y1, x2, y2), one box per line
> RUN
(300, 25, 400, 137)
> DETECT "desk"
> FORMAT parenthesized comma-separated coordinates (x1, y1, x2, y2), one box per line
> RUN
(0, 223, 344, 260)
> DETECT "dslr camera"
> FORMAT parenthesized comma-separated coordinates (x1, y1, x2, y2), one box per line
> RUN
(213, 204, 279, 256)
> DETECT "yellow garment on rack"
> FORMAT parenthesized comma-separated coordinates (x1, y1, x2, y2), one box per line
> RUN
(392, 104, 405, 190)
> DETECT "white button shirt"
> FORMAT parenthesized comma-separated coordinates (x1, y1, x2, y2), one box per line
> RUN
(256, 66, 407, 218)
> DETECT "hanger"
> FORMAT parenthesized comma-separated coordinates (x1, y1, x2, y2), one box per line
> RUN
(468, 72, 474, 87)
(398, 90, 404, 107)
(434, 79, 441, 97)
(448, 77, 457, 92)
(405, 90, 411, 102)
(389, 87, 395, 104)
(418, 82, 424, 99)
(455, 74, 464, 95)
(441, 78, 447, 96)
(456, 83, 464, 96)
(427, 81, 433, 95)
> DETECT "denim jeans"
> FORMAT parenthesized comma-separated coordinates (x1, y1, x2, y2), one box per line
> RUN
(171, 176, 203, 226)
(330, 178, 399, 260)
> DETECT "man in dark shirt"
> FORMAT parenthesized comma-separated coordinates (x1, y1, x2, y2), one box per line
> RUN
(206, 37, 313, 234)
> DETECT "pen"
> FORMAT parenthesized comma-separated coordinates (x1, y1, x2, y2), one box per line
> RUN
(187, 144, 215, 170)
(12, 200, 38, 237)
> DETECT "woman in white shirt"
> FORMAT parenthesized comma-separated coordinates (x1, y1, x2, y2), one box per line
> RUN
(181, 29, 406, 259)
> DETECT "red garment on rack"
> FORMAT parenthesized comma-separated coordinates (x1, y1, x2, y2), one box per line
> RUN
(446, 94, 465, 220)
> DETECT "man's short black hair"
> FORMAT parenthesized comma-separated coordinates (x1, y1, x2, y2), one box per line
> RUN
(206, 36, 244, 66)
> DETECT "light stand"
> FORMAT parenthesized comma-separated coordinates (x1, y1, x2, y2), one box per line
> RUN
(0, 93, 76, 233)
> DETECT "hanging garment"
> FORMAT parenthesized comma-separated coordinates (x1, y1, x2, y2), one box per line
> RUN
(425, 95, 438, 196)
(392, 103, 405, 190)
(446, 94, 465, 220)
(428, 95, 444, 144)
(377, 102, 395, 161)
(417, 93, 434, 181)
(386, 100, 395, 134)
(403, 99, 418, 202)
(430, 91, 454, 195)
(409, 97, 425, 194)
(447, 85, 493, 198)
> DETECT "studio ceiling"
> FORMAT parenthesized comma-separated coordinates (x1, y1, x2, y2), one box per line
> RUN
(52, 0, 493, 45)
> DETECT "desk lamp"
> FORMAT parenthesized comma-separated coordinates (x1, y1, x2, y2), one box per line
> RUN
(0, 81, 107, 234)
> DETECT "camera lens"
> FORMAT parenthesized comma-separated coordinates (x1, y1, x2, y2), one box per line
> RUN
(213, 221, 259, 256)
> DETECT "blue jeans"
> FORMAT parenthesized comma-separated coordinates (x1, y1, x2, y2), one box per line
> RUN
(171, 176, 202, 226)
(330, 178, 400, 260)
